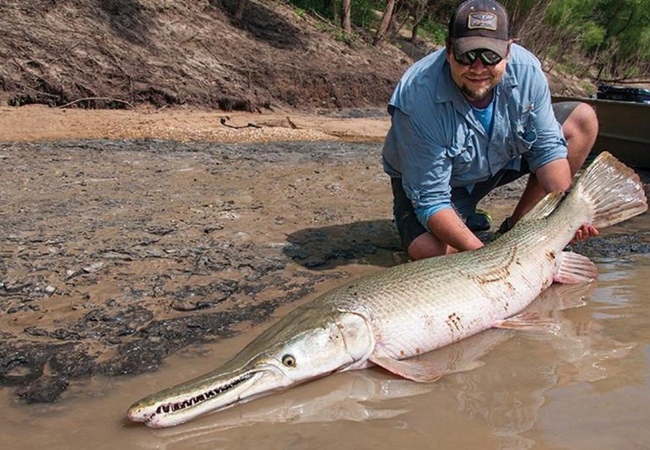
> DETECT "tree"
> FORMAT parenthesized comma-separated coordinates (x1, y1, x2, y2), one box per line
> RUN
(341, 0, 352, 36)
(374, 0, 397, 45)
(408, 0, 430, 42)
(235, 0, 248, 20)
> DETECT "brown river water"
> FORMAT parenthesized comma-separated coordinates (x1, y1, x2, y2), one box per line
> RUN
(3, 215, 650, 450)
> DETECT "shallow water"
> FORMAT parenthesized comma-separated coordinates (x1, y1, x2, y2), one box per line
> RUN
(3, 218, 650, 450)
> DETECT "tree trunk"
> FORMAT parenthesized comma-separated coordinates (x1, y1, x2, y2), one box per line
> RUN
(410, 22, 419, 42)
(234, 0, 248, 20)
(373, 0, 396, 45)
(409, 0, 427, 43)
(341, 0, 352, 36)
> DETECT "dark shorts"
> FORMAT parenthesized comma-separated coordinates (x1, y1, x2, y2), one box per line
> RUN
(391, 101, 581, 250)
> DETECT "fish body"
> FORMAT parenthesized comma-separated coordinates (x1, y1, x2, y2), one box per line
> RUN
(128, 152, 647, 427)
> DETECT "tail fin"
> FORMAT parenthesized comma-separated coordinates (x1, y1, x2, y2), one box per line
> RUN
(571, 151, 647, 228)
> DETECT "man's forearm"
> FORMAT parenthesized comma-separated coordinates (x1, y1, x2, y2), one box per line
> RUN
(426, 208, 484, 252)
(510, 158, 572, 225)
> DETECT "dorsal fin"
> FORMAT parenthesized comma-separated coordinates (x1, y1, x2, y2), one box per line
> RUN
(517, 191, 565, 225)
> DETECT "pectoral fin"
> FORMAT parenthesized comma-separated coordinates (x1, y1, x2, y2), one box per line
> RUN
(369, 350, 443, 383)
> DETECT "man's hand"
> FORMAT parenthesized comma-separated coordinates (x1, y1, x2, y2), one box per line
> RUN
(571, 225, 599, 243)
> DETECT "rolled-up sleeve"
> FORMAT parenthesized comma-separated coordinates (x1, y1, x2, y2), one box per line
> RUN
(384, 107, 454, 229)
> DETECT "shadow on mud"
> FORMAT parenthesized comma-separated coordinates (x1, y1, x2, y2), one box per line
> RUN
(284, 218, 650, 269)
(284, 219, 405, 269)
(217, 0, 306, 50)
(96, 0, 153, 46)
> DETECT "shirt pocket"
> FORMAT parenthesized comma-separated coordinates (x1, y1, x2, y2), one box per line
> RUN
(446, 128, 475, 175)
(510, 105, 538, 156)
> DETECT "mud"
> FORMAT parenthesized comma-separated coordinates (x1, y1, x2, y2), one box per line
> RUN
(1, 133, 649, 406)
(0, 137, 397, 404)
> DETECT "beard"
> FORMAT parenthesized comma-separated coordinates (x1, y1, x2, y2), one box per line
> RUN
(460, 82, 496, 102)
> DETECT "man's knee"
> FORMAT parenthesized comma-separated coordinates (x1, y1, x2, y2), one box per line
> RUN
(563, 102, 598, 148)
(562, 102, 598, 172)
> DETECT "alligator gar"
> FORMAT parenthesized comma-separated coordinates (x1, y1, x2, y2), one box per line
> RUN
(127, 151, 647, 428)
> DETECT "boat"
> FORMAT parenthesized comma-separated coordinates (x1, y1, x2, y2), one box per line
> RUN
(553, 91, 650, 169)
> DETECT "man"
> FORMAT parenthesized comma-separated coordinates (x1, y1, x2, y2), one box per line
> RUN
(382, 0, 599, 260)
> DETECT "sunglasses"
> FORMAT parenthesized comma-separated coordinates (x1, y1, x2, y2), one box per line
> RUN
(454, 49, 503, 66)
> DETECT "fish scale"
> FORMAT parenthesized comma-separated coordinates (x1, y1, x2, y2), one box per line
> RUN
(323, 225, 564, 356)
(127, 152, 648, 428)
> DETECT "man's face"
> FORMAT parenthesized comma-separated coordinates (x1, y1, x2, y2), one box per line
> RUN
(446, 45, 509, 102)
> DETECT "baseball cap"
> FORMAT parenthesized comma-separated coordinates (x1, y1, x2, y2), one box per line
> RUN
(449, 0, 509, 58)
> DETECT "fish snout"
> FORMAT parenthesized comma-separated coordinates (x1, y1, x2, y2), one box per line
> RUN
(126, 402, 152, 423)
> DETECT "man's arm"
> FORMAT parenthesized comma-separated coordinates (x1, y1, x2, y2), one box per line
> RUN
(426, 208, 484, 252)
(513, 158, 598, 241)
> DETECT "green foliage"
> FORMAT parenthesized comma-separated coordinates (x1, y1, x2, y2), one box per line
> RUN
(287, 0, 329, 18)
(418, 20, 447, 46)
(335, 31, 353, 44)
(292, 5, 307, 19)
(286, 0, 649, 81)
(545, 45, 559, 62)
(639, 27, 650, 60)
(349, 0, 378, 29)
(537, 0, 650, 78)
(580, 81, 596, 96)
(288, 0, 378, 29)
(580, 22, 605, 53)
(544, 0, 586, 27)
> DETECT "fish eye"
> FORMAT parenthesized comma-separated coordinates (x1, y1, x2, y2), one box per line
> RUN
(282, 354, 296, 367)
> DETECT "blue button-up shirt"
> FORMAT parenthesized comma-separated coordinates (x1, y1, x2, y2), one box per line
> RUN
(382, 44, 568, 229)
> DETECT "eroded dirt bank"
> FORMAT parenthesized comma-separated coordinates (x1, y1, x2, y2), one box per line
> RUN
(1, 107, 649, 404)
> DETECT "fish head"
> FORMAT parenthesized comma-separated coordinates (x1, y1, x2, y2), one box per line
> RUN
(127, 309, 373, 428)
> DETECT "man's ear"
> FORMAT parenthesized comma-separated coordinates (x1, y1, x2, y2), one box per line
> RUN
(445, 39, 453, 63)
(505, 39, 513, 58)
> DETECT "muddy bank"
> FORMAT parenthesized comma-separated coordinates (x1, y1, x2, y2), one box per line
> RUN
(1, 138, 649, 404)
(0, 139, 398, 403)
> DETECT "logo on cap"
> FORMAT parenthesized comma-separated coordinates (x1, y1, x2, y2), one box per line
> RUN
(467, 12, 498, 31)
